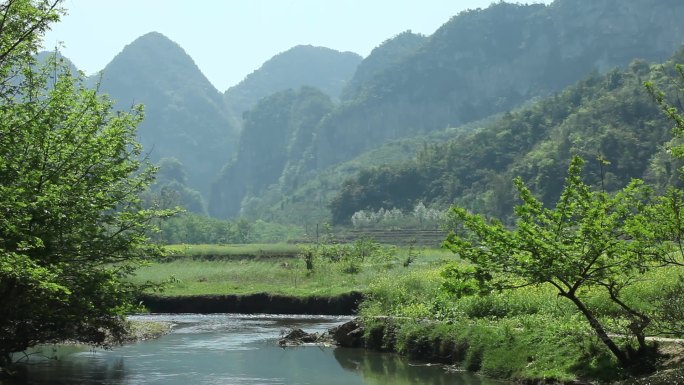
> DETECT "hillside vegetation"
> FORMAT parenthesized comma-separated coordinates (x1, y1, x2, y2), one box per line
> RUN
(96, 32, 239, 198)
(210, 87, 335, 218)
(209, 0, 684, 222)
(89, 36, 362, 205)
(224, 45, 362, 117)
(329, 52, 684, 224)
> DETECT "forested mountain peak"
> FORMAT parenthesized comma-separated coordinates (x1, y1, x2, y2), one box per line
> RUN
(224, 45, 362, 117)
(341, 30, 428, 101)
(96, 31, 239, 200)
(99, 31, 220, 98)
(207, 0, 684, 223)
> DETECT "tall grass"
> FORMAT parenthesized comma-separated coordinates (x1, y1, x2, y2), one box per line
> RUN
(358, 262, 684, 382)
(133, 245, 454, 297)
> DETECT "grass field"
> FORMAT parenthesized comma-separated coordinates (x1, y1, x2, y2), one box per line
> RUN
(134, 244, 455, 297)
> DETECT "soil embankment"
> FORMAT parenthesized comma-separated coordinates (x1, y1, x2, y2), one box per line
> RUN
(138, 291, 363, 315)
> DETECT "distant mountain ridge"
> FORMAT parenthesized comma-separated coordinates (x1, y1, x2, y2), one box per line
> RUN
(45, 0, 684, 224)
(88, 35, 364, 202)
(224, 45, 362, 117)
(328, 49, 684, 224)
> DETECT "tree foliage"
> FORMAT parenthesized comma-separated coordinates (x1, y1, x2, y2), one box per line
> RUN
(154, 214, 254, 244)
(646, 64, 684, 165)
(644, 61, 684, 338)
(444, 156, 682, 368)
(0, 0, 170, 368)
(143, 157, 207, 215)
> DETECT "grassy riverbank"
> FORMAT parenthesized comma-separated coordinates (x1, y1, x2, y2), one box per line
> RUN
(357, 264, 684, 383)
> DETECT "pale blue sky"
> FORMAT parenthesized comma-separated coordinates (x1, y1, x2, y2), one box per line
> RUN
(43, 0, 552, 91)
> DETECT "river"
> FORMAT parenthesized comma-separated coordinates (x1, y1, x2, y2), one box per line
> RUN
(7, 314, 505, 385)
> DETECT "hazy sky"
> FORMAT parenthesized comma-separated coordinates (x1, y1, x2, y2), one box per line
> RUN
(43, 0, 552, 91)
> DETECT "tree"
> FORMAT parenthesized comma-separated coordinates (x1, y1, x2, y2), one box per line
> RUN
(644, 62, 684, 338)
(444, 156, 679, 369)
(0, 0, 171, 369)
(157, 157, 188, 185)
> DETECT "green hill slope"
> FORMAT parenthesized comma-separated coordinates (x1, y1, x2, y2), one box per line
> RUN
(210, 87, 334, 218)
(208, 0, 684, 223)
(313, 0, 684, 169)
(329, 52, 684, 224)
(96, 32, 239, 197)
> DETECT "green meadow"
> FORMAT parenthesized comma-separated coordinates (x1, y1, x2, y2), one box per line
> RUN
(132, 243, 453, 297)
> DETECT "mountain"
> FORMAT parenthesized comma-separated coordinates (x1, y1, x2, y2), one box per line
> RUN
(224, 45, 362, 117)
(328, 50, 684, 224)
(340, 31, 428, 101)
(313, 0, 684, 169)
(237, 118, 494, 225)
(207, 0, 684, 223)
(210, 87, 334, 218)
(95, 32, 239, 197)
(35, 51, 80, 77)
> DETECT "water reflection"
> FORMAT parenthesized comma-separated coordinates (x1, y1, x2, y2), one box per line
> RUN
(5, 314, 505, 385)
(7, 354, 128, 385)
(333, 348, 494, 385)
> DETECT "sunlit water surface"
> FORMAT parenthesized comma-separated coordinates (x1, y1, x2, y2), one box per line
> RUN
(9, 314, 505, 385)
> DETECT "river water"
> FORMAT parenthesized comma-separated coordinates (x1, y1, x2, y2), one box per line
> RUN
(8, 314, 505, 385)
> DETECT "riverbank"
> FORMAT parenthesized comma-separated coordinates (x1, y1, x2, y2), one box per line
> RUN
(328, 318, 684, 385)
(138, 291, 363, 315)
(353, 265, 684, 384)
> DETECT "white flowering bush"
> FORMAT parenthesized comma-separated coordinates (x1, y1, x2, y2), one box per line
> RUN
(350, 202, 446, 229)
